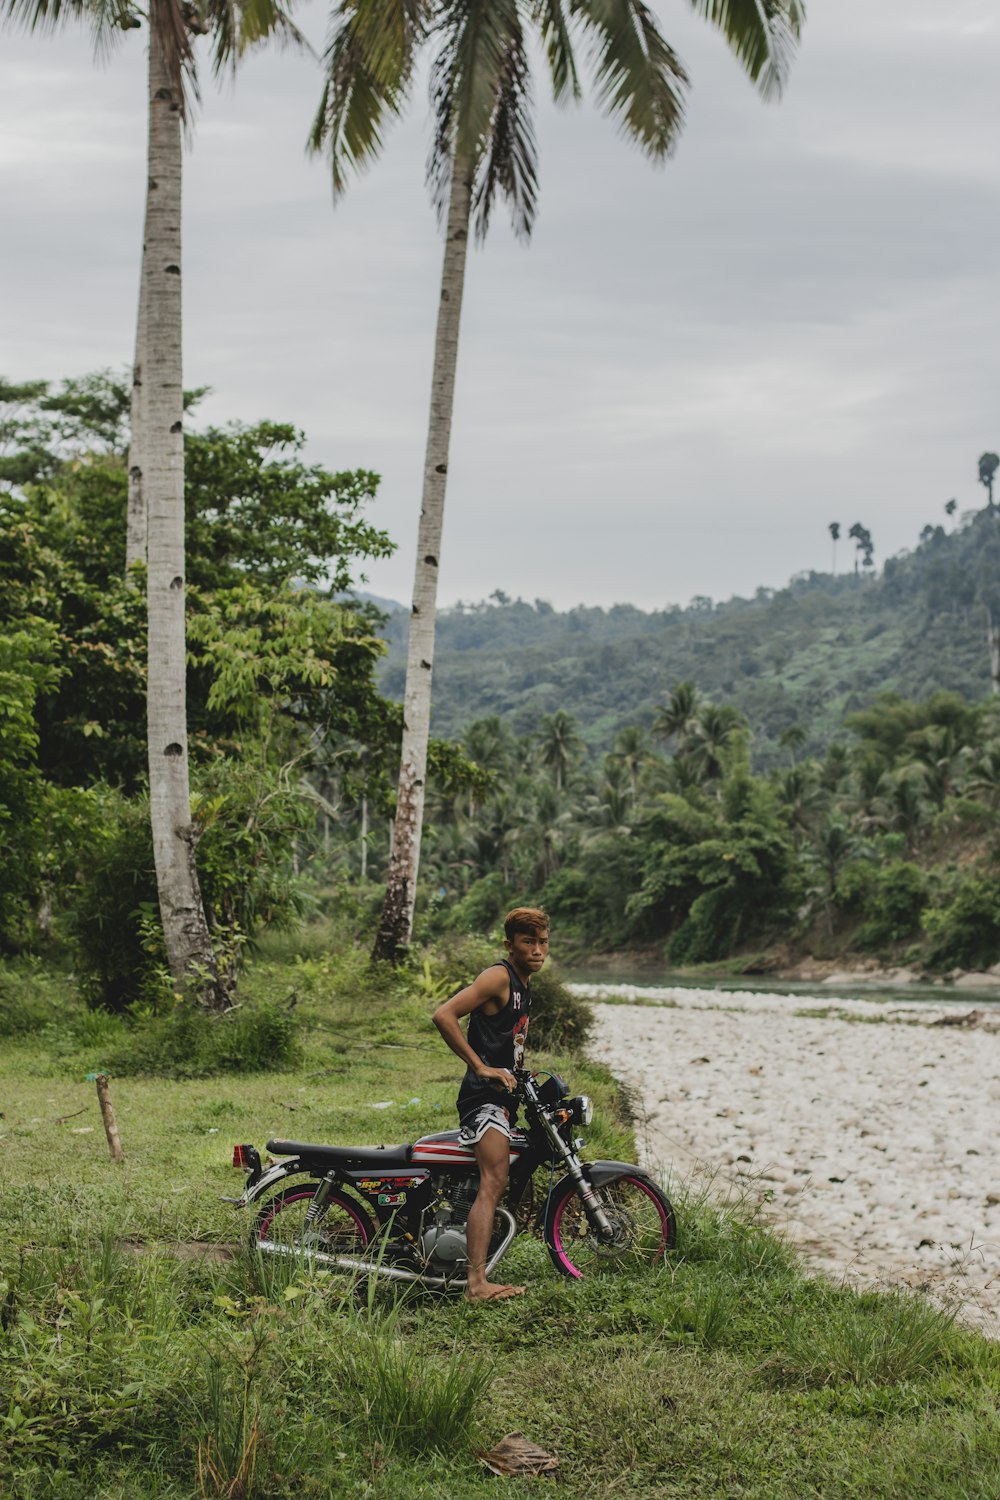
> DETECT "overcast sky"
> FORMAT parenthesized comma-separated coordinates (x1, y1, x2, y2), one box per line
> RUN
(2, 1, 999, 611)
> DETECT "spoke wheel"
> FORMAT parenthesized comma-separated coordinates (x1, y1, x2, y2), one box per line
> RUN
(546, 1174, 675, 1280)
(254, 1181, 374, 1260)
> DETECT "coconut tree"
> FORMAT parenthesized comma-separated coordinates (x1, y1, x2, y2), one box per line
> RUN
(979, 452, 999, 511)
(140, 0, 301, 999)
(6, 0, 299, 998)
(313, 0, 805, 959)
(608, 724, 650, 802)
(653, 680, 702, 751)
(5, 7, 299, 1002)
(536, 709, 584, 792)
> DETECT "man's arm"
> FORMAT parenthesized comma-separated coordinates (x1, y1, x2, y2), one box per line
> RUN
(432, 968, 517, 1094)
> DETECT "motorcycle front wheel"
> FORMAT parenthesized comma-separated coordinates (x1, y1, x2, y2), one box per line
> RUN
(253, 1180, 375, 1260)
(544, 1173, 676, 1279)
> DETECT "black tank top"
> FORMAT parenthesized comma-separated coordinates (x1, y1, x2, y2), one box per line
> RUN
(456, 961, 531, 1120)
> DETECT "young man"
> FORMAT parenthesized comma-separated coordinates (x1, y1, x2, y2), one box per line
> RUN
(432, 907, 549, 1301)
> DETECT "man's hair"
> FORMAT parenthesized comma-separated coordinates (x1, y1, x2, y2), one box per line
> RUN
(504, 906, 549, 942)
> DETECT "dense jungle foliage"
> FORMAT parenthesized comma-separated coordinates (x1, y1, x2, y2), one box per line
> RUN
(379, 506, 1000, 766)
(3, 372, 1000, 1004)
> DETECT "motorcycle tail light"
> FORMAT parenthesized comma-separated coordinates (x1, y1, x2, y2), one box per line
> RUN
(233, 1144, 254, 1169)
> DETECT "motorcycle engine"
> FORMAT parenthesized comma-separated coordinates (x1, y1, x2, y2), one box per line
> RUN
(420, 1175, 477, 1267)
(420, 1224, 468, 1265)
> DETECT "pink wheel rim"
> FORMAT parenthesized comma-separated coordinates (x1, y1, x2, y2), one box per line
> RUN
(258, 1189, 370, 1245)
(552, 1176, 670, 1279)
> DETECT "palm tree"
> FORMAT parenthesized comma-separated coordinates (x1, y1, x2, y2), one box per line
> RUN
(536, 709, 584, 792)
(608, 724, 649, 802)
(828, 520, 840, 575)
(6, 7, 296, 1002)
(978, 452, 999, 511)
(320, 0, 807, 959)
(141, 0, 299, 999)
(686, 703, 745, 784)
(778, 722, 807, 765)
(653, 681, 701, 750)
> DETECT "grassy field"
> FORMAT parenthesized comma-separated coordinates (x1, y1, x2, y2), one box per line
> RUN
(2, 927, 999, 1499)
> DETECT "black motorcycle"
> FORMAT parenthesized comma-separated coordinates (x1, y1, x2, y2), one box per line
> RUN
(228, 1069, 676, 1287)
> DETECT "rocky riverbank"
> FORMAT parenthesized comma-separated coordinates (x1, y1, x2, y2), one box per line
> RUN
(579, 984, 1000, 1334)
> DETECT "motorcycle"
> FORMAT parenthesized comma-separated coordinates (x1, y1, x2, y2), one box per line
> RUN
(227, 1069, 676, 1288)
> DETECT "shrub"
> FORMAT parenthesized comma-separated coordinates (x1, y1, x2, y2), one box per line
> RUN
(68, 764, 313, 1011)
(835, 858, 928, 951)
(527, 965, 593, 1053)
(106, 998, 300, 1078)
(433, 873, 514, 936)
(0, 960, 72, 1037)
(923, 873, 1000, 972)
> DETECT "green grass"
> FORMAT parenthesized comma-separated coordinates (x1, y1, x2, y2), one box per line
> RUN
(2, 924, 999, 1498)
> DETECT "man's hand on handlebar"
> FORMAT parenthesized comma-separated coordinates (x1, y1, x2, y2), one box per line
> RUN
(476, 1065, 518, 1093)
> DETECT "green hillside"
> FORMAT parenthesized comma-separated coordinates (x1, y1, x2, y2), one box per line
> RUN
(379, 510, 998, 767)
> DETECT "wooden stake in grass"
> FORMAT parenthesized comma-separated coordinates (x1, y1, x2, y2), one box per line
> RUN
(95, 1074, 124, 1162)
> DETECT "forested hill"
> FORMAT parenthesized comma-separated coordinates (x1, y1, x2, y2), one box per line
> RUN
(377, 509, 1000, 766)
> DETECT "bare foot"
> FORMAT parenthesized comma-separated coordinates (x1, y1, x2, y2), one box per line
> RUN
(465, 1281, 526, 1302)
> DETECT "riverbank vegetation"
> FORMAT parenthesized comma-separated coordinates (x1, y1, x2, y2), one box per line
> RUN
(3, 375, 1000, 999)
(3, 923, 1000, 1499)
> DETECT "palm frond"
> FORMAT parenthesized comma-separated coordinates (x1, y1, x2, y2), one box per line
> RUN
(570, 0, 687, 159)
(0, 0, 134, 55)
(530, 0, 581, 103)
(471, 17, 537, 240)
(309, 0, 426, 199)
(206, 0, 310, 78)
(686, 0, 805, 99)
(427, 0, 532, 228)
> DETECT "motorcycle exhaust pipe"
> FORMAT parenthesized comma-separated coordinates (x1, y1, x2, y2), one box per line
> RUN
(254, 1209, 517, 1289)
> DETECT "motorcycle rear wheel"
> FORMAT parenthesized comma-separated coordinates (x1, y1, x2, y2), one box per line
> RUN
(253, 1180, 375, 1259)
(545, 1173, 676, 1279)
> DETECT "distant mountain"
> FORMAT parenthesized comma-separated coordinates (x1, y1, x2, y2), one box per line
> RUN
(377, 510, 999, 768)
(342, 590, 406, 615)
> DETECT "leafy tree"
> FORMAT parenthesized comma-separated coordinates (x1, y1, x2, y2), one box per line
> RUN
(0, 624, 97, 949)
(978, 452, 999, 512)
(848, 521, 874, 574)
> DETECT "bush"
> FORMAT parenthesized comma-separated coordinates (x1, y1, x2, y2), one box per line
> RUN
(432, 873, 514, 937)
(835, 858, 928, 951)
(68, 765, 313, 1011)
(106, 998, 301, 1078)
(0, 960, 71, 1037)
(527, 965, 593, 1053)
(923, 873, 1000, 972)
(67, 789, 160, 1011)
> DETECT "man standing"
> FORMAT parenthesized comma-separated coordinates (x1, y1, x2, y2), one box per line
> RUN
(432, 907, 549, 1301)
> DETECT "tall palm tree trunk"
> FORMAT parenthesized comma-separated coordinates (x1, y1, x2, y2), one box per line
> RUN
(373, 158, 472, 960)
(143, 0, 220, 999)
(126, 267, 148, 579)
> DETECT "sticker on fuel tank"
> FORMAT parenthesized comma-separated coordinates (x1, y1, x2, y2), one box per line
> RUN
(357, 1176, 424, 1192)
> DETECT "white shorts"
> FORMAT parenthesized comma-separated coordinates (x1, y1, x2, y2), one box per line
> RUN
(458, 1101, 512, 1146)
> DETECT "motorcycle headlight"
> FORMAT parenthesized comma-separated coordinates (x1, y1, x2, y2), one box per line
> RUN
(572, 1095, 593, 1126)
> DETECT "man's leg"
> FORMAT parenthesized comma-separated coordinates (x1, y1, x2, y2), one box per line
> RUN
(465, 1126, 525, 1301)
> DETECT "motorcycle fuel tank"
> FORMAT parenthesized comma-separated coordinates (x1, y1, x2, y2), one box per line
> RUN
(410, 1129, 529, 1165)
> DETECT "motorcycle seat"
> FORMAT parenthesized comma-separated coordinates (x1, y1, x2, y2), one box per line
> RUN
(266, 1139, 412, 1169)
